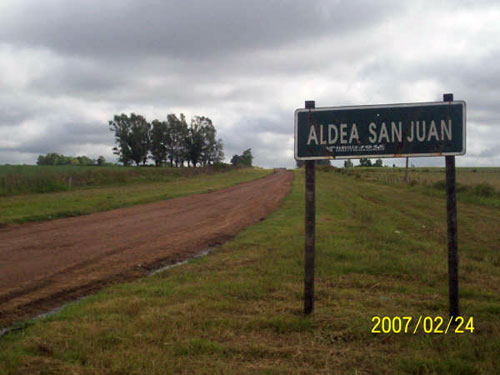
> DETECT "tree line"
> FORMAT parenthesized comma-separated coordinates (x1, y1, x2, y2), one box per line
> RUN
(296, 158, 384, 168)
(109, 113, 224, 167)
(344, 158, 383, 168)
(37, 153, 107, 166)
(230, 149, 253, 167)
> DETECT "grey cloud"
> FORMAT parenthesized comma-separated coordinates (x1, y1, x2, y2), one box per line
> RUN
(0, 0, 499, 168)
(478, 144, 500, 158)
(29, 59, 126, 98)
(1, 0, 400, 60)
(1, 120, 112, 155)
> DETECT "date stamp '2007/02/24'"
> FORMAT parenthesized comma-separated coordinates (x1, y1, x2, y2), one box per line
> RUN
(371, 316, 474, 334)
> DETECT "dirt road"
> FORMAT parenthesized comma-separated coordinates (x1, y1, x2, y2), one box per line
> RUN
(0, 170, 293, 327)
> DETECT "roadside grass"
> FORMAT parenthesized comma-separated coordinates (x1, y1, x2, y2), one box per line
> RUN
(0, 168, 270, 225)
(352, 167, 500, 189)
(0, 164, 238, 196)
(343, 167, 500, 208)
(0, 169, 498, 374)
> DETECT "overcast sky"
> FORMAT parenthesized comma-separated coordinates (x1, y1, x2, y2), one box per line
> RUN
(1, 0, 499, 168)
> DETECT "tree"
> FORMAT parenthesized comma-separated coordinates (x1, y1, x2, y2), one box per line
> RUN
(241, 149, 253, 167)
(231, 149, 253, 167)
(150, 119, 168, 166)
(97, 156, 106, 166)
(108, 112, 225, 168)
(109, 114, 133, 166)
(186, 116, 207, 167)
(374, 159, 383, 167)
(37, 153, 97, 166)
(212, 139, 225, 164)
(344, 159, 353, 168)
(316, 159, 330, 166)
(109, 113, 150, 166)
(168, 114, 189, 167)
(359, 158, 372, 167)
(129, 114, 151, 166)
(77, 156, 95, 165)
(230, 154, 242, 166)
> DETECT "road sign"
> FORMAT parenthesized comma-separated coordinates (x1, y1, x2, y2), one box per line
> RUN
(295, 101, 466, 160)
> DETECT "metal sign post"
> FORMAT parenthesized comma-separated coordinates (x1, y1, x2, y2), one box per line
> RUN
(304, 100, 316, 315)
(444, 93, 460, 317)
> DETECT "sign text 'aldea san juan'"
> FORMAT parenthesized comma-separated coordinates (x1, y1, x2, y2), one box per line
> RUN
(295, 101, 466, 159)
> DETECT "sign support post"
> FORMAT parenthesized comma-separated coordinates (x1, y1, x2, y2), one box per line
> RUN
(304, 100, 316, 315)
(444, 93, 460, 317)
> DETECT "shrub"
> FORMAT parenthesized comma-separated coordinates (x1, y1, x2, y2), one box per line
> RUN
(472, 183, 496, 197)
(432, 180, 447, 190)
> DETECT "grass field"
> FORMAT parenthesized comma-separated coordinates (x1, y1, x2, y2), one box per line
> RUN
(342, 167, 500, 208)
(1, 168, 498, 374)
(0, 167, 271, 225)
(0, 164, 242, 196)
(354, 166, 500, 189)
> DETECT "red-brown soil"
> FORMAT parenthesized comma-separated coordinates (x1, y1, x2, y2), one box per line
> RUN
(0, 170, 293, 327)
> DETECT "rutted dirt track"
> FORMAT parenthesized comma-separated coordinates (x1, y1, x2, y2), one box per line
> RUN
(0, 170, 293, 327)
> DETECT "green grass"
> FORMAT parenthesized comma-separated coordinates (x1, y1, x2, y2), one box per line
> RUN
(351, 167, 500, 189)
(342, 167, 500, 208)
(0, 164, 241, 196)
(0, 167, 271, 225)
(0, 169, 498, 374)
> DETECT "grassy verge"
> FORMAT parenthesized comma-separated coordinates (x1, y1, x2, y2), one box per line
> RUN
(0, 169, 498, 374)
(0, 164, 238, 196)
(341, 167, 500, 208)
(0, 168, 271, 225)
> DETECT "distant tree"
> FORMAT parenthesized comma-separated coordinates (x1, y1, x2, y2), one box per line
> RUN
(77, 156, 95, 165)
(109, 112, 225, 168)
(37, 153, 97, 166)
(344, 159, 353, 168)
(109, 113, 150, 166)
(44, 153, 62, 165)
(316, 159, 331, 166)
(212, 139, 225, 165)
(241, 148, 253, 167)
(374, 159, 383, 167)
(296, 159, 331, 168)
(97, 156, 106, 166)
(186, 116, 207, 167)
(169, 114, 189, 167)
(129, 115, 151, 166)
(359, 158, 372, 167)
(109, 114, 133, 166)
(231, 149, 253, 167)
(230, 154, 242, 166)
(150, 119, 168, 166)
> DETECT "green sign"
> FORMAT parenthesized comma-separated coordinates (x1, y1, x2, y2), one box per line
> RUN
(295, 101, 466, 160)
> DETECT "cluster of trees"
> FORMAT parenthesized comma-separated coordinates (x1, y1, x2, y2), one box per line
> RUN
(359, 158, 383, 167)
(343, 158, 383, 168)
(230, 149, 253, 167)
(109, 113, 224, 167)
(296, 159, 331, 168)
(296, 158, 385, 168)
(37, 153, 107, 166)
